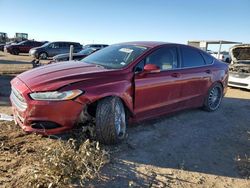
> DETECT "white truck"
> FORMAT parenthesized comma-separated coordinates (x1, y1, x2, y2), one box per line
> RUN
(209, 51, 231, 63)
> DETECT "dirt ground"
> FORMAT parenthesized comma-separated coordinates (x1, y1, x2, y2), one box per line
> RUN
(0, 52, 249, 187)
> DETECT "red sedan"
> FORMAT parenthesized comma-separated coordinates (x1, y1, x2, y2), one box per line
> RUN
(10, 42, 228, 144)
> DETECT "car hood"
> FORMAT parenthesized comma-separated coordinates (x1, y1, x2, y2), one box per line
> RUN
(230, 44, 250, 63)
(53, 53, 79, 59)
(17, 61, 113, 92)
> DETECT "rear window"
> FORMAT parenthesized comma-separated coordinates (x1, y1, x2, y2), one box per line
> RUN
(73, 43, 81, 48)
(181, 46, 206, 68)
(201, 52, 214, 64)
(62, 43, 70, 48)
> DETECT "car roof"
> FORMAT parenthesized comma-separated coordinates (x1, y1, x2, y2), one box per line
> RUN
(85, 44, 108, 46)
(117, 41, 169, 48)
(52, 41, 80, 44)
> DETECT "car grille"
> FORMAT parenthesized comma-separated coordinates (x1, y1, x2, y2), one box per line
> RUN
(228, 81, 248, 87)
(10, 87, 27, 111)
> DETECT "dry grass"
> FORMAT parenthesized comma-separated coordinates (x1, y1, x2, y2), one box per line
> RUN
(0, 121, 109, 188)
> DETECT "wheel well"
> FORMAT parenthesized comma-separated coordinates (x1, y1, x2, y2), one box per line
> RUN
(216, 81, 224, 90)
(209, 81, 224, 95)
(39, 51, 48, 56)
(87, 96, 132, 118)
(12, 48, 19, 52)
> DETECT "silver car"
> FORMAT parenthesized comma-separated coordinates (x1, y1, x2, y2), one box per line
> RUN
(29, 41, 82, 59)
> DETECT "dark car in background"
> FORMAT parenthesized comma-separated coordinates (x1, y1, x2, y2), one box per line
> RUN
(0, 44, 5, 51)
(29, 41, 82, 59)
(0, 42, 17, 51)
(52, 46, 108, 63)
(4, 40, 45, 55)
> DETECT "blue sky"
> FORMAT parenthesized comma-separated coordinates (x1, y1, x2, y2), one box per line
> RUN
(0, 0, 249, 50)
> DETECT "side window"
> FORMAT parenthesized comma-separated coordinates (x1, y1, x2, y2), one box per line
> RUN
(201, 52, 214, 65)
(23, 41, 30, 45)
(181, 47, 206, 68)
(145, 47, 178, 70)
(30, 41, 36, 46)
(59, 43, 66, 48)
(73, 43, 81, 48)
(134, 60, 145, 73)
(50, 43, 60, 48)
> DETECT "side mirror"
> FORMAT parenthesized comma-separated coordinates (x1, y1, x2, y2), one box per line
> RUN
(143, 64, 160, 73)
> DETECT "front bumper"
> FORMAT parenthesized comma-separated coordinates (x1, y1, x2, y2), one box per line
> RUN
(29, 50, 39, 58)
(4, 47, 11, 53)
(10, 77, 88, 135)
(228, 72, 250, 90)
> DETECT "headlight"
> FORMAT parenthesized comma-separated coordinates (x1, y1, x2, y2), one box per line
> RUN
(29, 90, 83, 101)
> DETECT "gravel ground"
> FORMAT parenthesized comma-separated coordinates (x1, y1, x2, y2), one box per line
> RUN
(88, 88, 250, 187)
(0, 52, 249, 187)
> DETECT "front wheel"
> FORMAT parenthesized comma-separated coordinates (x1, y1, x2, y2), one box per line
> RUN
(39, 52, 48, 59)
(95, 97, 127, 144)
(12, 49, 19, 55)
(203, 83, 223, 112)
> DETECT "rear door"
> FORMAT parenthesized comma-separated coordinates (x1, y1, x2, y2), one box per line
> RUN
(19, 41, 30, 53)
(134, 45, 183, 120)
(48, 42, 60, 56)
(178, 46, 213, 108)
(60, 42, 70, 54)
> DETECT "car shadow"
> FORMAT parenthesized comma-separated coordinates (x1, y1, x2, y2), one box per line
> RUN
(87, 97, 250, 186)
(0, 59, 32, 65)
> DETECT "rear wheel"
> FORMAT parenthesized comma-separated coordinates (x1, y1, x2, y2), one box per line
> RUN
(203, 83, 223, 112)
(95, 97, 127, 144)
(39, 52, 48, 59)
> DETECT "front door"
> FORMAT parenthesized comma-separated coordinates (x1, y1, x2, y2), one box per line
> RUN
(134, 45, 183, 120)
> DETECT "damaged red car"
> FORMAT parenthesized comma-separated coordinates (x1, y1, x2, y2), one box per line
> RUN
(10, 42, 228, 144)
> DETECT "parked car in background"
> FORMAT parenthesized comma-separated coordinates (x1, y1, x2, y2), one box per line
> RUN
(29, 41, 82, 59)
(4, 40, 46, 55)
(210, 51, 231, 63)
(228, 44, 250, 90)
(83, 44, 108, 49)
(0, 41, 17, 52)
(10, 42, 228, 144)
(51, 47, 104, 63)
(0, 44, 5, 51)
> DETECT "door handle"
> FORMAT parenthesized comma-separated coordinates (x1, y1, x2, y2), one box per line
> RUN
(171, 73, 181, 78)
(205, 70, 212, 74)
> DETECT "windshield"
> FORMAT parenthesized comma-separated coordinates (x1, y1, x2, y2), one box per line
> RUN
(40, 42, 51, 48)
(81, 44, 148, 69)
(17, 41, 26, 45)
(79, 48, 97, 55)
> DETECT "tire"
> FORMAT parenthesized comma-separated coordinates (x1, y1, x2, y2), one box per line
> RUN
(39, 52, 48, 59)
(225, 58, 230, 63)
(203, 83, 223, 112)
(12, 49, 19, 55)
(95, 97, 127, 144)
